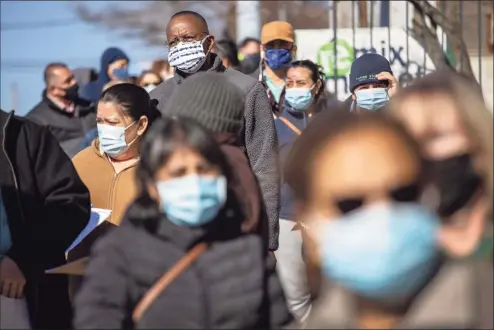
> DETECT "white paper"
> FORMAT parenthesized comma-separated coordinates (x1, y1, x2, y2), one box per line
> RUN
(0, 296, 31, 329)
(65, 208, 111, 253)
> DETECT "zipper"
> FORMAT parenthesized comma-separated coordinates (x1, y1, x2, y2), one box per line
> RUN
(2, 112, 38, 319)
(105, 158, 138, 223)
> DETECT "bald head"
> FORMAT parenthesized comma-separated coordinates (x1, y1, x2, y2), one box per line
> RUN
(44, 63, 69, 86)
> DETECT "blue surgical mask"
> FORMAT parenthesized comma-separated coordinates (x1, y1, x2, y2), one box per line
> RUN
(97, 121, 136, 157)
(319, 202, 441, 301)
(355, 88, 389, 111)
(112, 67, 129, 81)
(157, 174, 227, 227)
(265, 48, 292, 70)
(285, 87, 314, 111)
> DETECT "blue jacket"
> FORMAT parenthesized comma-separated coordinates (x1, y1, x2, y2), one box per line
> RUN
(275, 103, 309, 221)
(79, 47, 129, 103)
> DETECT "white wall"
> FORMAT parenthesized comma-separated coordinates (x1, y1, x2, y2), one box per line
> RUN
(471, 55, 494, 113)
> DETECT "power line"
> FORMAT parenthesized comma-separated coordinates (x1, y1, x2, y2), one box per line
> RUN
(0, 19, 85, 31)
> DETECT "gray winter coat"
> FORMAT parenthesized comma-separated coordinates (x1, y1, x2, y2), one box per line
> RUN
(150, 55, 280, 251)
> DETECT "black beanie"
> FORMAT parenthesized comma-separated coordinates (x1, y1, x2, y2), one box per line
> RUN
(164, 72, 244, 134)
(349, 53, 393, 93)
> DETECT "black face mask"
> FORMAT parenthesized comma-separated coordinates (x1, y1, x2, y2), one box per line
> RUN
(428, 154, 482, 217)
(64, 83, 80, 102)
(240, 53, 261, 75)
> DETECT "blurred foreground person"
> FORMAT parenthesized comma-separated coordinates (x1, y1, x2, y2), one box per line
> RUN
(212, 39, 241, 71)
(80, 47, 129, 103)
(27, 62, 96, 158)
(151, 10, 280, 252)
(346, 53, 398, 112)
(273, 60, 325, 325)
(286, 110, 493, 329)
(69, 84, 161, 298)
(74, 118, 292, 329)
(137, 71, 163, 93)
(387, 71, 493, 260)
(0, 109, 90, 329)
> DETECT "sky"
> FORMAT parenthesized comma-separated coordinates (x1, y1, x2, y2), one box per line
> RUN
(0, 1, 165, 116)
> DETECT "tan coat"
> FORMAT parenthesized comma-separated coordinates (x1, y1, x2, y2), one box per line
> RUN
(72, 140, 138, 225)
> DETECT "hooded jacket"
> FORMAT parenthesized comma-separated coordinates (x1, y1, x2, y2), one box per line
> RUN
(79, 47, 129, 103)
(150, 54, 280, 251)
(0, 110, 90, 329)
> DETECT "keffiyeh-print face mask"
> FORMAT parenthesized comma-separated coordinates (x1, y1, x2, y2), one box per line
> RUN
(168, 36, 210, 74)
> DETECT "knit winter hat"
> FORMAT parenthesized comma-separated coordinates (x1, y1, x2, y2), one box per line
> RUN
(349, 53, 393, 93)
(164, 72, 244, 134)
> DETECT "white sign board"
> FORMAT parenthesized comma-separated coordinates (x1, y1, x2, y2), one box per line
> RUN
(295, 27, 436, 101)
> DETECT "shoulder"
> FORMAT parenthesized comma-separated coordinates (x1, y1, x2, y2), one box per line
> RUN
(25, 100, 48, 121)
(149, 79, 176, 111)
(224, 68, 259, 95)
(72, 145, 98, 167)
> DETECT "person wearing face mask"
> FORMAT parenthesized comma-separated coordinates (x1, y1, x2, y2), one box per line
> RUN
(272, 60, 324, 325)
(253, 21, 297, 117)
(285, 110, 493, 329)
(79, 47, 130, 104)
(386, 71, 493, 261)
(69, 84, 162, 297)
(26, 62, 96, 158)
(73, 117, 292, 329)
(238, 37, 261, 75)
(150, 10, 281, 254)
(346, 53, 398, 113)
(137, 70, 164, 93)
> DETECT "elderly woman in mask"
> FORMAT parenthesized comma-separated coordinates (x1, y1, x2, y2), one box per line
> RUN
(285, 108, 492, 329)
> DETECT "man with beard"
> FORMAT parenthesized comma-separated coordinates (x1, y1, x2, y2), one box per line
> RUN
(27, 63, 96, 158)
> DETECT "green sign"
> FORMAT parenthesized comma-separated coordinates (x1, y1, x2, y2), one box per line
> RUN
(316, 38, 355, 77)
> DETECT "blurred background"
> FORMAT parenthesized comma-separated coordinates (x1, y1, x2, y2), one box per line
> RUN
(1, 0, 493, 115)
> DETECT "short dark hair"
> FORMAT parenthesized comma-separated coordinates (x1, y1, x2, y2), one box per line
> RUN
(99, 83, 162, 136)
(239, 37, 261, 49)
(170, 10, 209, 31)
(43, 62, 68, 86)
(214, 39, 240, 67)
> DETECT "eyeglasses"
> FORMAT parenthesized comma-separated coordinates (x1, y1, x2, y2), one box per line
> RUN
(333, 181, 422, 215)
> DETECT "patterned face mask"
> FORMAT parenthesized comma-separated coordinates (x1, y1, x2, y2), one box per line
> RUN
(167, 36, 210, 74)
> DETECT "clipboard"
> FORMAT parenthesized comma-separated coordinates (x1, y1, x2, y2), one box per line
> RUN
(66, 208, 112, 253)
(46, 257, 89, 276)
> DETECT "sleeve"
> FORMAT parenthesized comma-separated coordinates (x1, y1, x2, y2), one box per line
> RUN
(74, 232, 131, 329)
(243, 82, 281, 251)
(7, 126, 90, 267)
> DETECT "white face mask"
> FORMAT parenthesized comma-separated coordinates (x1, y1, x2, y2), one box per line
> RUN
(167, 36, 209, 74)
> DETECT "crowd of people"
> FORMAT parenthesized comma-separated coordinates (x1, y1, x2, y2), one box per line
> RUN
(0, 9, 493, 330)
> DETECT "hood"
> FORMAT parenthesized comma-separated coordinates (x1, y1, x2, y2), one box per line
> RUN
(97, 47, 129, 83)
(73, 67, 97, 87)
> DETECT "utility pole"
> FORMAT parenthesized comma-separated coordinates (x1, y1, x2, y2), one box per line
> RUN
(359, 0, 368, 27)
(236, 0, 261, 43)
(328, 0, 334, 29)
(11, 82, 18, 112)
(277, 1, 287, 21)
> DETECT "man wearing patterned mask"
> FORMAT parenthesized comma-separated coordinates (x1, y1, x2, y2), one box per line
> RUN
(150, 11, 281, 255)
(349, 53, 399, 112)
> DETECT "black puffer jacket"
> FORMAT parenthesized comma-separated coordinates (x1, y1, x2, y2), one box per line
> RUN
(74, 198, 292, 329)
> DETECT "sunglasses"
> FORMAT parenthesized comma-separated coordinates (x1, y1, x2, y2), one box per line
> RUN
(334, 181, 422, 215)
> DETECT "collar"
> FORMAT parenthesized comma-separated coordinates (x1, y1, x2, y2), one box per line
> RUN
(172, 54, 226, 85)
(43, 91, 75, 115)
